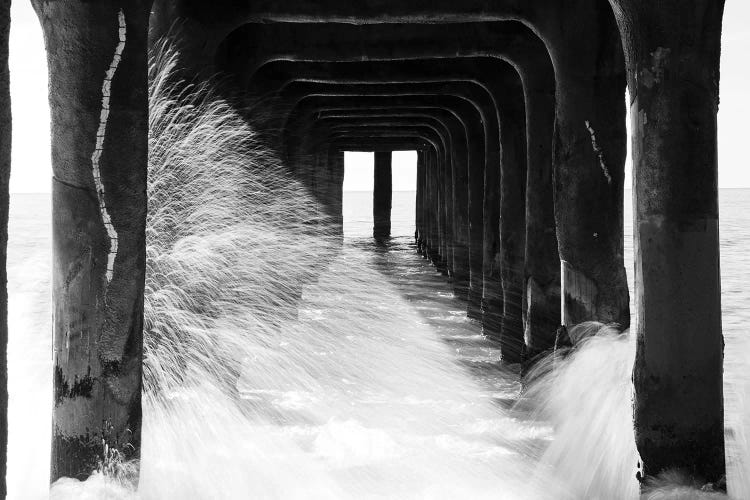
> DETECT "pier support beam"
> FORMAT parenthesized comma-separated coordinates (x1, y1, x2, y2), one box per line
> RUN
(610, 0, 727, 487)
(373, 151, 393, 241)
(33, 0, 151, 482)
(0, 1, 9, 495)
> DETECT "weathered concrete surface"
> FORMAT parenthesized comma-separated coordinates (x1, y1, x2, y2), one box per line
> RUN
(32, 0, 151, 482)
(0, 0, 9, 496)
(373, 152, 393, 241)
(539, 2, 630, 330)
(610, 0, 727, 487)
(416, 151, 425, 252)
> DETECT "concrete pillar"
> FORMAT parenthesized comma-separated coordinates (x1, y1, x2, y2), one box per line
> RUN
(32, 0, 152, 482)
(373, 151, 392, 241)
(327, 148, 345, 232)
(495, 97, 527, 364)
(523, 75, 560, 362)
(416, 151, 425, 252)
(424, 149, 435, 259)
(466, 132, 484, 320)
(437, 144, 450, 274)
(610, 0, 726, 486)
(548, 6, 630, 330)
(427, 149, 442, 265)
(0, 1, 9, 495)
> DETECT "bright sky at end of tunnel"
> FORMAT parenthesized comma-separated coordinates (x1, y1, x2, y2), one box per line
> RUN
(6, 0, 750, 193)
(343, 151, 417, 192)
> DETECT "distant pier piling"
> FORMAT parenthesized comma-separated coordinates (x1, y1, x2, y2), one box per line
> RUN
(373, 151, 393, 241)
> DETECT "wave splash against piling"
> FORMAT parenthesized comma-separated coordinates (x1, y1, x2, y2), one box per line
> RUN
(47, 46, 750, 499)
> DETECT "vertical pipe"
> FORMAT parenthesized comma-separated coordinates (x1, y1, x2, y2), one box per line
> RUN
(0, 1, 10, 495)
(373, 151, 392, 241)
(611, 0, 727, 486)
(33, 0, 152, 482)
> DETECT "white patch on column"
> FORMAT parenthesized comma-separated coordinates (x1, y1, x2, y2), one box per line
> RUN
(584, 120, 612, 185)
(92, 9, 126, 284)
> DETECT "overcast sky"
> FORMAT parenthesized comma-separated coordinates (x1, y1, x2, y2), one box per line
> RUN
(7, 1, 749, 193)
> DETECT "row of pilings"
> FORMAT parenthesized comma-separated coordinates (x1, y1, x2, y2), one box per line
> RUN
(0, 0, 728, 494)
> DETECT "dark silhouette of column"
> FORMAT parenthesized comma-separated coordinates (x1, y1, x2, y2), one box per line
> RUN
(32, 0, 152, 483)
(373, 151, 392, 241)
(0, 1, 10, 496)
(610, 0, 727, 487)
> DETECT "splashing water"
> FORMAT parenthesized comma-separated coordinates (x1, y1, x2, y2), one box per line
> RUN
(3, 44, 743, 498)
(49, 46, 546, 498)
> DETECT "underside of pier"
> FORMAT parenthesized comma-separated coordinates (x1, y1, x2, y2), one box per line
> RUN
(0, 0, 728, 493)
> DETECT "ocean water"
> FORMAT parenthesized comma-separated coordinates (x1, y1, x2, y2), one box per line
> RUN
(5, 189, 750, 498)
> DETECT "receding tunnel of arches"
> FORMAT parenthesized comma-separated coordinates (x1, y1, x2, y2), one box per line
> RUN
(341, 151, 417, 240)
(0, 0, 746, 497)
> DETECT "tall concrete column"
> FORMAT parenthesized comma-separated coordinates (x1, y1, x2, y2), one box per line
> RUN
(441, 146, 454, 276)
(610, 0, 726, 486)
(499, 103, 528, 364)
(521, 68, 560, 362)
(436, 147, 450, 274)
(373, 151, 392, 241)
(416, 151, 425, 252)
(327, 148, 345, 232)
(33, 0, 152, 482)
(467, 132, 485, 320)
(427, 149, 441, 264)
(0, 1, 10, 496)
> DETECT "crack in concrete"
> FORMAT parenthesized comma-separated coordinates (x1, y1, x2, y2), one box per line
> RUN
(91, 9, 126, 284)
(584, 120, 612, 185)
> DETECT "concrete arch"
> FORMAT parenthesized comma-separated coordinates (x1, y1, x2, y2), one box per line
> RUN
(214, 21, 561, 352)
(288, 97, 478, 298)
(272, 80, 495, 325)
(248, 61, 536, 360)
